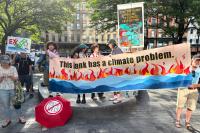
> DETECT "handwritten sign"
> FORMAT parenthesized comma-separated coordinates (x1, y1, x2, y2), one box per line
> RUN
(117, 2, 144, 52)
(6, 36, 31, 53)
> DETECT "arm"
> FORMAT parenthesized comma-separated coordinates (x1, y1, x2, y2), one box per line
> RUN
(28, 58, 32, 75)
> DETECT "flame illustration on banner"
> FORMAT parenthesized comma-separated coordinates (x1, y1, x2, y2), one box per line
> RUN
(49, 58, 191, 81)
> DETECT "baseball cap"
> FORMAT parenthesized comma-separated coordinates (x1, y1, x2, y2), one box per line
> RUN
(0, 55, 11, 64)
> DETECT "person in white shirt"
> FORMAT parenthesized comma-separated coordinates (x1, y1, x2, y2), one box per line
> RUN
(90, 43, 105, 100)
(0, 55, 26, 128)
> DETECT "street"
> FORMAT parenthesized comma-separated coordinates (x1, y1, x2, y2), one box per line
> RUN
(0, 74, 199, 133)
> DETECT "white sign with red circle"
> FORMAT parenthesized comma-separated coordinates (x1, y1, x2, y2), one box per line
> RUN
(44, 100, 63, 115)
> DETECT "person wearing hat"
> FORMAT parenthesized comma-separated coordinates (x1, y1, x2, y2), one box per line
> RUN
(0, 55, 26, 128)
(175, 54, 200, 129)
(107, 39, 124, 104)
(72, 43, 88, 104)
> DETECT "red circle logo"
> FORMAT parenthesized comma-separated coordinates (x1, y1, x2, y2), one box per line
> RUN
(44, 100, 63, 115)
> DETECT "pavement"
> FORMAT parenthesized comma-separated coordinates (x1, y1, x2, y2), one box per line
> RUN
(0, 74, 200, 133)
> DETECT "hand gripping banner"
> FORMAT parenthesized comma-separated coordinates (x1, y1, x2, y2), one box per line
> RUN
(49, 43, 192, 93)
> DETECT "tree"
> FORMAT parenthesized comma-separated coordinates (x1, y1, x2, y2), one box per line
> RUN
(88, 0, 200, 44)
(147, 0, 200, 44)
(0, 0, 78, 54)
(87, 0, 156, 49)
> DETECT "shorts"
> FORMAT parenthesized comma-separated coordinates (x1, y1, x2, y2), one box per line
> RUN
(176, 88, 199, 111)
(19, 75, 32, 89)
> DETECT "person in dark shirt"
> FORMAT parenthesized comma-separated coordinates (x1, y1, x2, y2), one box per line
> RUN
(15, 52, 33, 98)
(107, 39, 123, 104)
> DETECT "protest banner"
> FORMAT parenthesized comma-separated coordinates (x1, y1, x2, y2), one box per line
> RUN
(49, 43, 192, 93)
(6, 36, 31, 53)
(117, 2, 144, 52)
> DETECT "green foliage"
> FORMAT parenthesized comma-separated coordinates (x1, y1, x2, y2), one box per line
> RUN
(88, 0, 200, 44)
(0, 0, 78, 53)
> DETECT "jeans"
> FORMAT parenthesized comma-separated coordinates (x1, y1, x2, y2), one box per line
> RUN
(0, 90, 22, 120)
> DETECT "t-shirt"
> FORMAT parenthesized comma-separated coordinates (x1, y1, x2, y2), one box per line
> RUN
(191, 67, 200, 84)
(15, 57, 32, 75)
(0, 66, 18, 90)
(111, 47, 123, 55)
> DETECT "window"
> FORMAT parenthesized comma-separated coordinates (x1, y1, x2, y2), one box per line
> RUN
(152, 18, 156, 26)
(71, 34, 74, 42)
(151, 30, 155, 38)
(107, 34, 110, 41)
(196, 39, 199, 44)
(190, 29, 193, 34)
(82, 14, 86, 20)
(82, 2, 86, 10)
(52, 35, 55, 42)
(76, 13, 80, 20)
(101, 34, 104, 42)
(77, 34, 80, 42)
(58, 34, 62, 42)
(46, 33, 49, 41)
(77, 23, 80, 29)
(190, 39, 193, 44)
(64, 35, 68, 42)
(76, 4, 80, 10)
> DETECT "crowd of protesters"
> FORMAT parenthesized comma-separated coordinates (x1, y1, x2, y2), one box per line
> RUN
(0, 39, 200, 131)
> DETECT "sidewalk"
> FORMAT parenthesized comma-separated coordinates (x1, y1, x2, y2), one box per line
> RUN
(1, 89, 200, 133)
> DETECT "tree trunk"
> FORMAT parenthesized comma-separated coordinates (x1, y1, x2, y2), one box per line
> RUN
(1, 35, 7, 54)
(176, 21, 185, 44)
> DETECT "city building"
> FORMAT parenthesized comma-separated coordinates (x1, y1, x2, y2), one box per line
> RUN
(187, 21, 200, 55)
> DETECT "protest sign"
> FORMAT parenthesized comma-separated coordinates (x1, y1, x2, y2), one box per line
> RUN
(117, 2, 144, 52)
(6, 36, 31, 53)
(49, 43, 191, 93)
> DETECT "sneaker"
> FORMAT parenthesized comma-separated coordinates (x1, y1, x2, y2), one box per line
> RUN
(18, 117, 26, 124)
(2, 120, 11, 128)
(91, 97, 97, 100)
(42, 127, 48, 131)
(113, 94, 122, 104)
(109, 95, 118, 101)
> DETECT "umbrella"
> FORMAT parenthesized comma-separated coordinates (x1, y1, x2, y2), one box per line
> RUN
(35, 96, 72, 128)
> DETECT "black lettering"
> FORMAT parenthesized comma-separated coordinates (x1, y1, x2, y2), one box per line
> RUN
(159, 53, 163, 59)
(108, 60, 112, 66)
(88, 61, 92, 68)
(145, 55, 150, 61)
(164, 52, 172, 58)
(130, 58, 134, 63)
(123, 59, 127, 64)
(97, 61, 100, 67)
(136, 56, 141, 63)
(150, 53, 155, 60)
(60, 61, 64, 67)
(102, 61, 107, 66)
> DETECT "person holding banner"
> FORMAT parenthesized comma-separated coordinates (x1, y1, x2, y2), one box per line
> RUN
(107, 39, 124, 104)
(37, 42, 59, 97)
(90, 43, 105, 100)
(72, 44, 88, 104)
(176, 54, 200, 129)
(0, 55, 26, 128)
